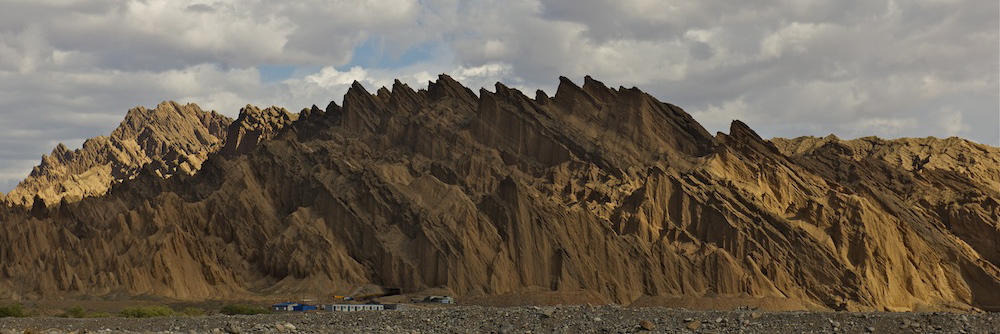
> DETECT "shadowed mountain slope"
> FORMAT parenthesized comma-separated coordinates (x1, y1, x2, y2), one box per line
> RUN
(0, 75, 997, 311)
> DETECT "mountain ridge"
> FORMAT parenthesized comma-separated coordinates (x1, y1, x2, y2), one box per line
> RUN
(2, 101, 232, 207)
(0, 75, 997, 311)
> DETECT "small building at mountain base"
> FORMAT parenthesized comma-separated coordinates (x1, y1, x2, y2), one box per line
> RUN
(271, 302, 299, 312)
(322, 304, 386, 311)
(293, 304, 318, 311)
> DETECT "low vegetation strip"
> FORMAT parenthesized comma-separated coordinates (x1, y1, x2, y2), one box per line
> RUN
(61, 306, 112, 318)
(0, 303, 32, 317)
(118, 305, 177, 318)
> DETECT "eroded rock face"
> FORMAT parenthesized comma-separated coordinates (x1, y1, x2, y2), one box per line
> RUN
(221, 105, 298, 157)
(0, 76, 997, 312)
(770, 135, 1000, 310)
(3, 102, 231, 206)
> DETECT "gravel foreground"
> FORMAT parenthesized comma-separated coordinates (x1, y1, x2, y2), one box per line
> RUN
(0, 306, 997, 334)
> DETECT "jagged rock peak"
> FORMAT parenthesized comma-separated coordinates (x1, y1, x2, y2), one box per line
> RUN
(52, 142, 71, 156)
(40, 143, 75, 168)
(582, 75, 617, 103)
(4, 101, 232, 206)
(347, 80, 370, 97)
(118, 102, 225, 135)
(233, 104, 296, 124)
(427, 74, 478, 104)
(728, 120, 765, 143)
(342, 80, 387, 133)
(221, 105, 298, 156)
(534, 89, 549, 103)
(387, 79, 423, 110)
(552, 75, 597, 111)
(300, 104, 325, 119)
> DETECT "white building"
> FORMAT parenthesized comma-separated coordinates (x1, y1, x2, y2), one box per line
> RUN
(321, 304, 386, 311)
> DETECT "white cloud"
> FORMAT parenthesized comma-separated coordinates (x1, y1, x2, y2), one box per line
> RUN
(760, 22, 831, 58)
(0, 24, 51, 73)
(452, 63, 515, 83)
(689, 98, 753, 134)
(303, 67, 370, 89)
(54, 0, 295, 68)
(841, 117, 919, 137)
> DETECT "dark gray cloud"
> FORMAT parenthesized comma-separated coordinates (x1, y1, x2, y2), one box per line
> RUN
(499, 0, 999, 142)
(0, 0, 996, 192)
(184, 4, 215, 13)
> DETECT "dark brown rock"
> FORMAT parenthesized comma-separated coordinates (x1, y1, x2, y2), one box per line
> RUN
(220, 105, 297, 157)
(0, 76, 996, 313)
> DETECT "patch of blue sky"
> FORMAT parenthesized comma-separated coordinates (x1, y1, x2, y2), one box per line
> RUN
(257, 37, 443, 83)
(258, 65, 296, 83)
(343, 37, 441, 69)
(259, 65, 325, 83)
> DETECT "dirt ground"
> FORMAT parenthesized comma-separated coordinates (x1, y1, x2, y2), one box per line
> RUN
(0, 304, 998, 334)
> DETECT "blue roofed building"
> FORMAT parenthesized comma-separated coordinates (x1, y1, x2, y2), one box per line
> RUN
(292, 304, 318, 311)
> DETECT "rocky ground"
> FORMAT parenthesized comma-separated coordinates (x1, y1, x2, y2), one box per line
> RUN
(0, 306, 997, 333)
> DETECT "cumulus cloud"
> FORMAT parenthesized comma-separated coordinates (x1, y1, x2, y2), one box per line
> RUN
(516, 0, 997, 143)
(0, 0, 997, 192)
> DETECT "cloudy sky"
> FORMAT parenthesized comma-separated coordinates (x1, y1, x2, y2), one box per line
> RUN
(1, 0, 997, 193)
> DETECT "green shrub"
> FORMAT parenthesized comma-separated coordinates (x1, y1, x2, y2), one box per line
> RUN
(119, 305, 176, 318)
(0, 303, 30, 317)
(220, 304, 269, 315)
(62, 306, 113, 318)
(87, 311, 113, 318)
(179, 307, 206, 316)
(63, 306, 87, 318)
